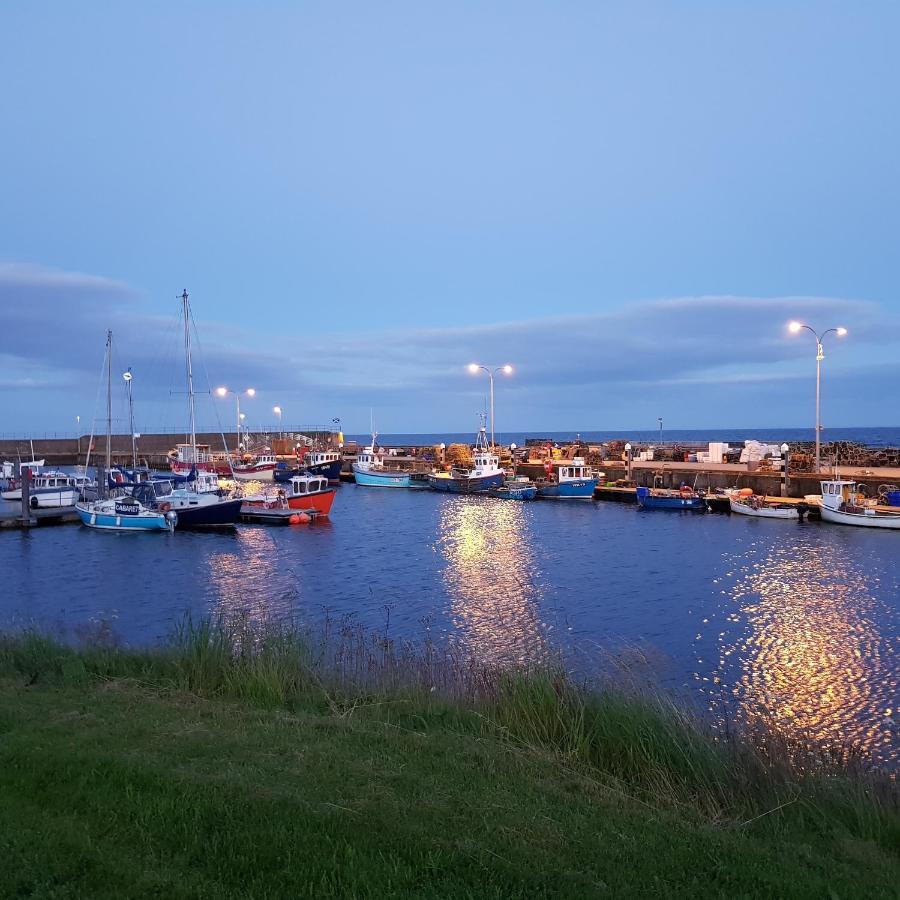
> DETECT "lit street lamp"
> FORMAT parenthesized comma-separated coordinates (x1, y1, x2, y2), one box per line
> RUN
(216, 386, 256, 452)
(624, 442, 633, 481)
(788, 322, 847, 472)
(468, 363, 513, 450)
(273, 405, 283, 437)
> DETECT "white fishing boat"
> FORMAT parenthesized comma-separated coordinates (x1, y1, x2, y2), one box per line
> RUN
(819, 480, 900, 530)
(728, 492, 800, 520)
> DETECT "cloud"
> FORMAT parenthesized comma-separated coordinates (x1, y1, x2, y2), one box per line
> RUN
(0, 263, 895, 431)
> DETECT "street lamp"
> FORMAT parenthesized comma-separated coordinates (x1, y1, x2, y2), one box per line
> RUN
(624, 442, 633, 481)
(467, 363, 513, 450)
(273, 405, 283, 437)
(788, 322, 847, 472)
(216, 386, 256, 452)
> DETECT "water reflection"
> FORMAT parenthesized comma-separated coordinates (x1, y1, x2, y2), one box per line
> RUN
(205, 528, 297, 623)
(436, 496, 546, 666)
(710, 536, 897, 766)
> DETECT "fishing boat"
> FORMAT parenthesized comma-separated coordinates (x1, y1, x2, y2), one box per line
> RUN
(242, 473, 336, 517)
(818, 480, 900, 530)
(535, 457, 598, 500)
(488, 483, 537, 500)
(298, 448, 343, 483)
(26, 471, 81, 508)
(427, 426, 505, 494)
(728, 490, 800, 520)
(352, 435, 429, 488)
(636, 485, 706, 511)
(232, 453, 279, 482)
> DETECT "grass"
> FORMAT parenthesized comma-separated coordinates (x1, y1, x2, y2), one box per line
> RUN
(0, 616, 898, 898)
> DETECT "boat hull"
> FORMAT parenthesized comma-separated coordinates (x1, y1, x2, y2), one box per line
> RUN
(488, 485, 537, 500)
(729, 498, 799, 519)
(536, 478, 597, 500)
(75, 503, 171, 532)
(232, 466, 277, 482)
(820, 505, 900, 529)
(285, 488, 336, 516)
(636, 488, 706, 511)
(166, 497, 243, 528)
(29, 489, 80, 509)
(427, 472, 505, 494)
(353, 465, 423, 488)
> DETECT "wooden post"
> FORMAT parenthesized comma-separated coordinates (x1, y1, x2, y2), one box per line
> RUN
(20, 467, 36, 527)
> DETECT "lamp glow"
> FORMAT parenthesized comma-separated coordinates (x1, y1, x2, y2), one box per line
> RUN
(246, 388, 256, 397)
(836, 327, 848, 336)
(468, 363, 479, 374)
(502, 364, 513, 375)
(216, 386, 227, 397)
(788, 321, 802, 333)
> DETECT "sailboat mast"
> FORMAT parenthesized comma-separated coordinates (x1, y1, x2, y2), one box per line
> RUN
(125, 368, 137, 472)
(105, 330, 112, 473)
(181, 290, 197, 461)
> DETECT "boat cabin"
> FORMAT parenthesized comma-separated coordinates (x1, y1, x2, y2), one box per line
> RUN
(557, 457, 593, 483)
(305, 450, 341, 465)
(355, 445, 383, 470)
(288, 475, 328, 495)
(820, 480, 863, 511)
(34, 472, 77, 490)
(255, 454, 278, 467)
(172, 443, 211, 464)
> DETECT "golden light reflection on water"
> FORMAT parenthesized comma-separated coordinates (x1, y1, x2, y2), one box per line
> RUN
(205, 528, 289, 622)
(437, 497, 546, 667)
(711, 538, 898, 767)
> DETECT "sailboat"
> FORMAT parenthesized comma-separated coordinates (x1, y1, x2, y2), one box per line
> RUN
(136, 291, 243, 528)
(76, 332, 175, 532)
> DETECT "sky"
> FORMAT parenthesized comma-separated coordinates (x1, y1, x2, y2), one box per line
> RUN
(1, 1, 898, 436)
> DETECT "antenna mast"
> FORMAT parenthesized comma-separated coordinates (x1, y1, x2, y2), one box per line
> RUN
(105, 330, 112, 474)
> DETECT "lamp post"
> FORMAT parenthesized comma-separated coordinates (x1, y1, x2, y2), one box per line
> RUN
(781, 442, 790, 497)
(216, 386, 256, 453)
(788, 322, 847, 472)
(76, 415, 81, 459)
(273, 405, 282, 437)
(658, 417, 663, 442)
(624, 442, 633, 481)
(468, 363, 513, 450)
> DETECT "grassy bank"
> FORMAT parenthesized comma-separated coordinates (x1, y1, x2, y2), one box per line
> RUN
(1, 620, 898, 898)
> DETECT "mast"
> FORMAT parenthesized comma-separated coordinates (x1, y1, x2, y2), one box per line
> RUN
(181, 290, 197, 463)
(105, 330, 112, 474)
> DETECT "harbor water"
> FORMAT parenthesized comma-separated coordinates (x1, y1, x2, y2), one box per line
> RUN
(2, 486, 899, 767)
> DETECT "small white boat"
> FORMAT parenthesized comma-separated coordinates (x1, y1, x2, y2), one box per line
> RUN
(729, 494, 800, 520)
(819, 480, 900, 530)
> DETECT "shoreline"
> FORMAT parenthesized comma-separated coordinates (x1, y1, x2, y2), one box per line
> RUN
(2, 618, 899, 897)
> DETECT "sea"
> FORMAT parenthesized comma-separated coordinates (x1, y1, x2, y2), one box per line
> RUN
(2, 474, 899, 768)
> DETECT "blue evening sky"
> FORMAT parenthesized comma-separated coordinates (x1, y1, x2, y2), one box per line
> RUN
(1, 2, 897, 435)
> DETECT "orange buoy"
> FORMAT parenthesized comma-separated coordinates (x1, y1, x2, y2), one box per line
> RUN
(738, 487, 754, 497)
(297, 512, 311, 524)
(289, 514, 301, 524)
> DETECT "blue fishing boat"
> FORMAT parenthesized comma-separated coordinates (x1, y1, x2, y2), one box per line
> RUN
(427, 426, 505, 494)
(635, 486, 706, 511)
(535, 457, 598, 500)
(488, 483, 537, 500)
(352, 436, 429, 488)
